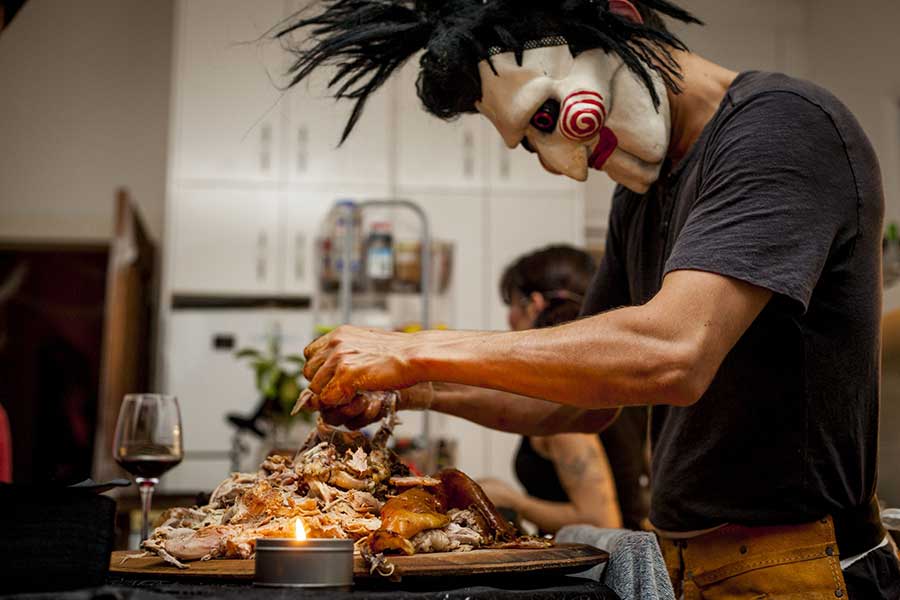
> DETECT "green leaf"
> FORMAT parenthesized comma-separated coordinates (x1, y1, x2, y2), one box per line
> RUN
(251, 358, 276, 371)
(279, 378, 300, 414)
(235, 335, 304, 400)
(284, 354, 306, 366)
(268, 335, 281, 359)
(253, 364, 268, 392)
(262, 367, 281, 398)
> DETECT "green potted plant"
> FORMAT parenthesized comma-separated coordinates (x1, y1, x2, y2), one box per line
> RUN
(235, 332, 313, 454)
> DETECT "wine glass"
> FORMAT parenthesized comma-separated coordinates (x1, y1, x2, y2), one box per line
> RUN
(113, 394, 183, 542)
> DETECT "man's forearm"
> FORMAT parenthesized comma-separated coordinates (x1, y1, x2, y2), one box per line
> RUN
(408, 304, 695, 410)
(399, 272, 769, 411)
(304, 270, 770, 420)
(426, 383, 620, 435)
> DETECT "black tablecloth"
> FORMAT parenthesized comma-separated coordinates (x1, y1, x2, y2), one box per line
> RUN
(5, 575, 620, 600)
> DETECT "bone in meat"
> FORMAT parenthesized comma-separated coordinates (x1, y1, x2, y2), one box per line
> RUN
(389, 475, 441, 487)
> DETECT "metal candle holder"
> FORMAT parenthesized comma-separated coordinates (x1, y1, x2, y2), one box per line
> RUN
(254, 538, 354, 588)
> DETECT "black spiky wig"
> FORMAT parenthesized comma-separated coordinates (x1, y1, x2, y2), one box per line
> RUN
(276, 0, 701, 143)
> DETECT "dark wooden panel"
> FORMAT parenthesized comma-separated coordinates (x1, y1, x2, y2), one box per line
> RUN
(93, 189, 155, 484)
(110, 543, 606, 580)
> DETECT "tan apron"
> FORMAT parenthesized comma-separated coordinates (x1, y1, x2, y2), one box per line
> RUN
(657, 516, 849, 599)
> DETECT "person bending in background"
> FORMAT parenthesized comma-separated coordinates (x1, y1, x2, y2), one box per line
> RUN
(477, 245, 649, 534)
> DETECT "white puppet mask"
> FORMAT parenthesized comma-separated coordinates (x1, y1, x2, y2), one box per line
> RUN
(475, 44, 671, 193)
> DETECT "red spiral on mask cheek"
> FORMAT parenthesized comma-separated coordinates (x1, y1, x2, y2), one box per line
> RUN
(560, 91, 607, 141)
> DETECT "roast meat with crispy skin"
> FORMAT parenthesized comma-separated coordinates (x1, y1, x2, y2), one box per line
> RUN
(366, 469, 517, 555)
(135, 393, 546, 572)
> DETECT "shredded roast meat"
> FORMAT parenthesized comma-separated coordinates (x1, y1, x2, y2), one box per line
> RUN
(139, 391, 547, 573)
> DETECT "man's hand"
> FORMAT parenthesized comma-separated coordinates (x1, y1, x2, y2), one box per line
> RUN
(293, 381, 434, 429)
(302, 325, 423, 406)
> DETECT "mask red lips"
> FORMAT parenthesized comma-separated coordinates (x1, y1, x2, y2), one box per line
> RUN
(589, 127, 619, 170)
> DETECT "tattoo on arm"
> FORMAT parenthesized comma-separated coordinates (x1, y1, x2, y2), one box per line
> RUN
(558, 445, 601, 481)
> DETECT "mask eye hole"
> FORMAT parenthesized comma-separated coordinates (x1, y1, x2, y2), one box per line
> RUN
(530, 99, 560, 133)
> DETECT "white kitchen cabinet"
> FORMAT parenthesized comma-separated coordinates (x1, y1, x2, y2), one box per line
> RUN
(283, 67, 393, 186)
(395, 187, 487, 331)
(281, 183, 391, 296)
(485, 128, 577, 192)
(486, 190, 585, 331)
(276, 310, 321, 365)
(161, 309, 315, 493)
(394, 59, 486, 189)
(171, 0, 287, 183)
(161, 310, 273, 491)
(169, 187, 281, 295)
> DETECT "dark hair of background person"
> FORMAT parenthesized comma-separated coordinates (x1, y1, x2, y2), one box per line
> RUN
(499, 245, 596, 329)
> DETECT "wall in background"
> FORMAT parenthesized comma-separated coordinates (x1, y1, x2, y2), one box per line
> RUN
(0, 0, 173, 243)
(806, 0, 900, 310)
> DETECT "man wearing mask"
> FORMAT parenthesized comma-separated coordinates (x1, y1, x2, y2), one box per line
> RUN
(279, 1, 900, 595)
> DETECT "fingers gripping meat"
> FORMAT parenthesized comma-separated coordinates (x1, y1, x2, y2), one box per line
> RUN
(293, 404, 408, 493)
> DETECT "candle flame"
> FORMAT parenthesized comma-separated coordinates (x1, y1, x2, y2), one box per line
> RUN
(294, 518, 307, 541)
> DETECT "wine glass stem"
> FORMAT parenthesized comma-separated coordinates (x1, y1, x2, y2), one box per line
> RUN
(136, 478, 158, 542)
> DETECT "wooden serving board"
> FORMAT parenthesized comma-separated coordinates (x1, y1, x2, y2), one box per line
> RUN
(110, 544, 606, 580)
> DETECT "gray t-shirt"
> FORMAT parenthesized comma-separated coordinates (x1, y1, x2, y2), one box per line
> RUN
(581, 71, 884, 546)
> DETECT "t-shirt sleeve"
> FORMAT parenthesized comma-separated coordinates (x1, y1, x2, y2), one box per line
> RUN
(664, 92, 858, 312)
(581, 186, 633, 317)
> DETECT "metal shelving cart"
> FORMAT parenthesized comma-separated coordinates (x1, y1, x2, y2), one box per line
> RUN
(312, 198, 455, 472)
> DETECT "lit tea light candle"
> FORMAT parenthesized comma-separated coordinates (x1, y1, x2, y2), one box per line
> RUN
(295, 517, 306, 541)
(254, 518, 354, 588)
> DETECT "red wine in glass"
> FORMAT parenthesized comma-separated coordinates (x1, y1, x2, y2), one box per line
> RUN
(115, 454, 182, 479)
(113, 394, 183, 542)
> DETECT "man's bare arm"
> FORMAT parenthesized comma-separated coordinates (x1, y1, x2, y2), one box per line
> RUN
(399, 271, 770, 409)
(314, 382, 619, 435)
(425, 383, 620, 435)
(303, 269, 771, 423)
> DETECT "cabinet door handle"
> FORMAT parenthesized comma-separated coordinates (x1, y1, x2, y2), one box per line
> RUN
(256, 232, 268, 281)
(260, 123, 272, 173)
(294, 232, 306, 281)
(297, 125, 308, 173)
(463, 130, 474, 178)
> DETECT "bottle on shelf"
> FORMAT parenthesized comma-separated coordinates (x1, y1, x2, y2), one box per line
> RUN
(321, 199, 364, 293)
(393, 240, 422, 293)
(365, 221, 394, 294)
